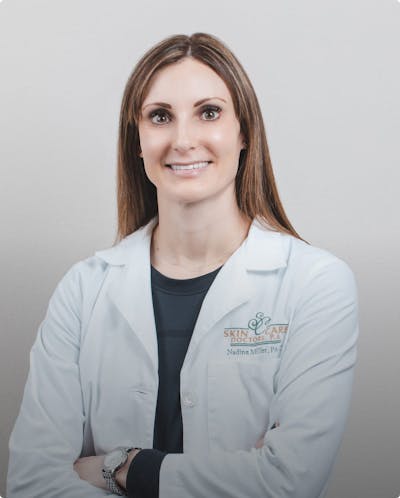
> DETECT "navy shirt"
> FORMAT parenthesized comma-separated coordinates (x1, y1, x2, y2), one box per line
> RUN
(126, 264, 222, 498)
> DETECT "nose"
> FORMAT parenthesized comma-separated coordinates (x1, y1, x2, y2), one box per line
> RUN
(171, 117, 197, 152)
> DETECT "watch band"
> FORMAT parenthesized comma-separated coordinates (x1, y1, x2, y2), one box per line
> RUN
(103, 472, 128, 496)
(102, 447, 142, 496)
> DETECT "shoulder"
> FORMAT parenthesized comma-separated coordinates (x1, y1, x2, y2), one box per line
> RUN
(279, 232, 358, 303)
(58, 221, 153, 296)
(61, 221, 154, 284)
(62, 255, 110, 293)
(251, 219, 356, 284)
(284, 233, 350, 271)
(47, 256, 110, 321)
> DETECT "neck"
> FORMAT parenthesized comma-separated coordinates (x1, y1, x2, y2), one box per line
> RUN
(150, 203, 252, 278)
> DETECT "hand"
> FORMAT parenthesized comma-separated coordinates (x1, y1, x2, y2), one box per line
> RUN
(255, 422, 280, 449)
(73, 455, 108, 490)
(73, 448, 141, 491)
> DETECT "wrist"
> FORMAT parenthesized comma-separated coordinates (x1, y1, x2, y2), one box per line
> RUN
(115, 448, 141, 490)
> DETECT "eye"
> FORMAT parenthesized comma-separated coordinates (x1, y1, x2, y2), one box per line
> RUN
(201, 105, 222, 121)
(149, 109, 170, 125)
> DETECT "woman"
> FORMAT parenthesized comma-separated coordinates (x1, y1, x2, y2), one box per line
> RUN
(7, 33, 359, 498)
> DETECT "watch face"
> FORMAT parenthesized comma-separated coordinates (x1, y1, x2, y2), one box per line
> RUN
(104, 448, 126, 471)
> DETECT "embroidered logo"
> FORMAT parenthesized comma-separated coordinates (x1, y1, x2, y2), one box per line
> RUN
(224, 312, 288, 357)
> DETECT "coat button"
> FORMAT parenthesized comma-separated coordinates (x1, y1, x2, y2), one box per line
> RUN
(182, 392, 196, 408)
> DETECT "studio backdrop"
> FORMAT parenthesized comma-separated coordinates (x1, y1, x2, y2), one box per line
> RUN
(0, 1, 399, 497)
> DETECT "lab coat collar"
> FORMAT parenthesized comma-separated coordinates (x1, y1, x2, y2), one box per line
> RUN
(95, 216, 288, 272)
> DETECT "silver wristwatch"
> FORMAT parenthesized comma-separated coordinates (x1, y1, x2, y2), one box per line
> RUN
(102, 446, 137, 495)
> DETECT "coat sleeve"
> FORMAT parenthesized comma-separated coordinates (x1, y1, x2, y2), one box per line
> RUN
(158, 257, 359, 498)
(7, 261, 112, 498)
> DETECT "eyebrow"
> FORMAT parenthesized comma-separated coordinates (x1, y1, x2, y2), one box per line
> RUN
(142, 97, 227, 110)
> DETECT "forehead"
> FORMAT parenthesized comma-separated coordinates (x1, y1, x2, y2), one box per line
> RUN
(142, 58, 232, 105)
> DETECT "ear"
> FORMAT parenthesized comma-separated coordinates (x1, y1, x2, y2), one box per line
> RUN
(240, 132, 247, 150)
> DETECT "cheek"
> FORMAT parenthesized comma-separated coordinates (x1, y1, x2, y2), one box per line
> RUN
(206, 124, 241, 154)
(141, 135, 168, 157)
(138, 126, 169, 157)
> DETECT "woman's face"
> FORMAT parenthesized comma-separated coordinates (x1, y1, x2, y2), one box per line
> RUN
(138, 57, 245, 209)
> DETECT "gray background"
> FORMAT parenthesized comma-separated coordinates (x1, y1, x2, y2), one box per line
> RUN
(1, 0, 399, 497)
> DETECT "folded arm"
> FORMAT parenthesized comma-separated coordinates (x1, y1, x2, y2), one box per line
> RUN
(7, 262, 112, 498)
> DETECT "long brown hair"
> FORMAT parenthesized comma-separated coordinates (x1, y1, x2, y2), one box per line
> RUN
(114, 32, 307, 244)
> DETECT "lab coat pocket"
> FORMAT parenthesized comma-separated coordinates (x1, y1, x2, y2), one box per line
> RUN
(207, 359, 280, 451)
(89, 384, 155, 452)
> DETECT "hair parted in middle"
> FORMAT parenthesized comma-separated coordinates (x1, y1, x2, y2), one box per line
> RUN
(115, 32, 306, 245)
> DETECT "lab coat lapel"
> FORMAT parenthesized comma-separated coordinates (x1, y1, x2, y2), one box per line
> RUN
(183, 247, 252, 364)
(96, 218, 159, 371)
(183, 219, 288, 364)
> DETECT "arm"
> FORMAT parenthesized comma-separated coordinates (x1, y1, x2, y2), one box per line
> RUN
(158, 258, 359, 498)
(7, 262, 111, 498)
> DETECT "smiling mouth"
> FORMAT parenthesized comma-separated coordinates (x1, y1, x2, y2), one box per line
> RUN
(166, 161, 212, 171)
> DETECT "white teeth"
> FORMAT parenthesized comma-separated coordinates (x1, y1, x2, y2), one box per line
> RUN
(170, 161, 210, 171)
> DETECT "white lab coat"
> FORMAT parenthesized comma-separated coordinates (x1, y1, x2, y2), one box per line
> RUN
(7, 216, 359, 498)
